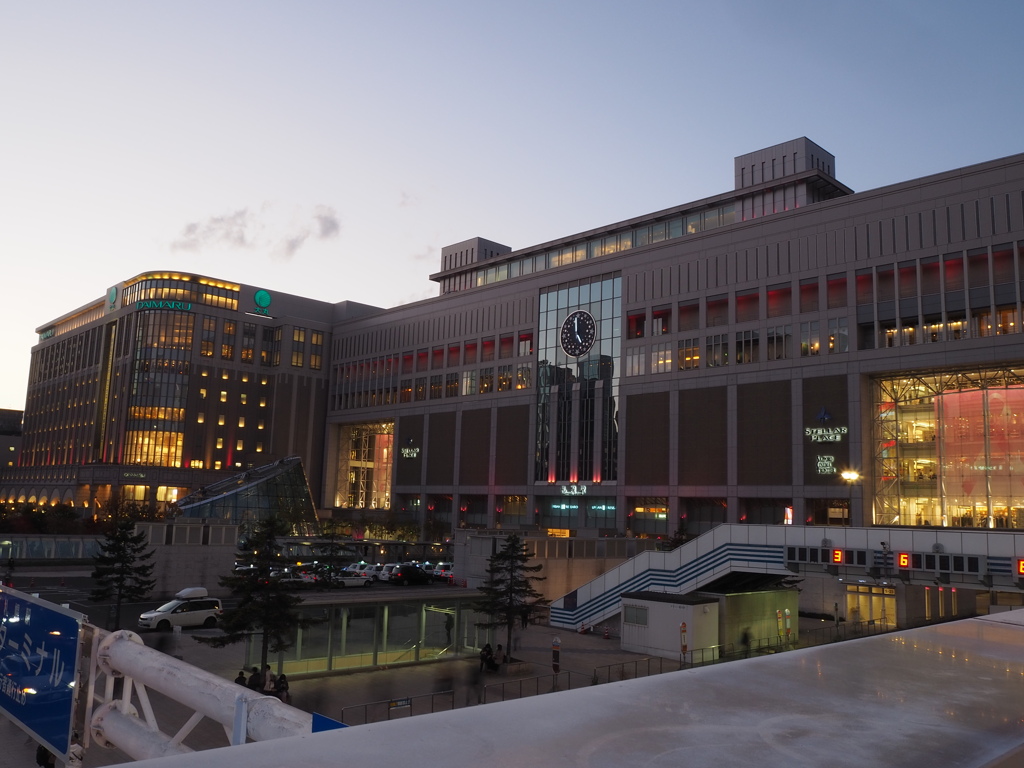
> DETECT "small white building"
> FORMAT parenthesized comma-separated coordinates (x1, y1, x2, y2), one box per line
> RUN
(620, 591, 720, 662)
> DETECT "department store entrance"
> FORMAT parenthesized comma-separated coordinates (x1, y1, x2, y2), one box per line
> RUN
(845, 584, 896, 628)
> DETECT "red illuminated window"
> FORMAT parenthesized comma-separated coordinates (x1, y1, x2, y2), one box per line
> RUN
(898, 552, 911, 569)
(831, 549, 843, 564)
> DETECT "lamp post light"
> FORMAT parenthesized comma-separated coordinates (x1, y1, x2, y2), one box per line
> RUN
(840, 470, 860, 525)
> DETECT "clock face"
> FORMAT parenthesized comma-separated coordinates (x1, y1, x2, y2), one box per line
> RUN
(560, 310, 597, 357)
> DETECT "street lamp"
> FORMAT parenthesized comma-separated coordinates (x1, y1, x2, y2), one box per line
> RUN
(840, 470, 860, 525)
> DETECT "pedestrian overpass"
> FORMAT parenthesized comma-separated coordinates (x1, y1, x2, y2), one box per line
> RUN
(548, 524, 1023, 630)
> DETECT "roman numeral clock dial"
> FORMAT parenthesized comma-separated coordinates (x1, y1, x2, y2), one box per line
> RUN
(559, 309, 597, 358)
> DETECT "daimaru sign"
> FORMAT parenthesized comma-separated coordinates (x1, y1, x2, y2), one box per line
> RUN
(135, 300, 193, 311)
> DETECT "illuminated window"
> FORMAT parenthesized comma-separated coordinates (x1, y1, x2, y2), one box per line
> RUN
(678, 338, 700, 370)
(217, 415, 225, 426)
(236, 440, 244, 450)
(238, 417, 245, 428)
(219, 391, 227, 403)
(497, 365, 513, 391)
(258, 420, 264, 430)
(650, 342, 672, 373)
(214, 460, 222, 470)
(216, 438, 224, 449)
(240, 393, 247, 404)
(199, 388, 207, 399)
(221, 369, 230, 380)
(197, 413, 205, 424)
(256, 442, 263, 452)
(259, 398, 266, 407)
(516, 363, 532, 389)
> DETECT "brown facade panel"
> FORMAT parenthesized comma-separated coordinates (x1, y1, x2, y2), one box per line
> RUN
(802, 375, 850, 486)
(494, 405, 530, 486)
(624, 392, 670, 486)
(736, 380, 792, 486)
(459, 408, 491, 485)
(678, 388, 727, 486)
(395, 414, 424, 485)
(425, 411, 456, 485)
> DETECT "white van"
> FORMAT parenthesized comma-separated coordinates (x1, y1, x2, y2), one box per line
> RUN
(138, 587, 223, 631)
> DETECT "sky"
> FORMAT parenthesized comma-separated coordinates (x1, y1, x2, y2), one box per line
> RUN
(2, 0, 1024, 411)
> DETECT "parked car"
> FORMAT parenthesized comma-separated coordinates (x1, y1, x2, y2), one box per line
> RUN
(271, 569, 316, 589)
(389, 564, 432, 586)
(138, 587, 223, 631)
(432, 562, 454, 581)
(332, 573, 375, 588)
(378, 563, 400, 582)
(357, 563, 384, 581)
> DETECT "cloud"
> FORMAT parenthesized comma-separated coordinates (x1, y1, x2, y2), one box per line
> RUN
(171, 204, 341, 260)
(170, 209, 254, 251)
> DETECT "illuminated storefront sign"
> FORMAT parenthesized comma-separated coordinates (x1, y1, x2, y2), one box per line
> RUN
(400, 447, 420, 459)
(250, 289, 274, 317)
(135, 300, 192, 311)
(816, 455, 837, 475)
(805, 426, 848, 442)
(38, 327, 55, 341)
(560, 484, 588, 496)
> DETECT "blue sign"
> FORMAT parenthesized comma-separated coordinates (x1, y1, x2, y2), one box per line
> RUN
(0, 586, 82, 758)
(312, 712, 347, 732)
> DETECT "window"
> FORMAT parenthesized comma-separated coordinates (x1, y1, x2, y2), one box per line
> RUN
(479, 368, 494, 394)
(238, 417, 245, 427)
(627, 310, 646, 339)
(445, 372, 459, 397)
(462, 370, 477, 396)
(706, 334, 728, 367)
(678, 301, 699, 331)
(416, 349, 429, 372)
(430, 375, 443, 399)
(736, 330, 759, 364)
(201, 317, 216, 357)
(767, 325, 791, 361)
(216, 437, 224, 449)
(447, 344, 461, 367)
(241, 322, 256, 364)
(310, 330, 323, 370)
(219, 391, 228, 403)
(767, 284, 792, 318)
(706, 295, 728, 327)
(800, 321, 820, 356)
(236, 440, 244, 451)
(625, 347, 645, 376)
(464, 341, 478, 365)
(799, 279, 819, 313)
(516, 363, 532, 389)
(221, 320, 236, 360)
(400, 379, 412, 403)
(518, 332, 534, 356)
(197, 413, 205, 424)
(415, 377, 427, 401)
(678, 338, 700, 370)
(735, 291, 759, 323)
(499, 334, 515, 359)
(497, 364, 513, 391)
(623, 604, 648, 626)
(650, 342, 672, 374)
(402, 352, 414, 374)
(651, 306, 671, 336)
(826, 274, 848, 308)
(217, 415, 225, 426)
(481, 337, 496, 362)
(828, 318, 849, 353)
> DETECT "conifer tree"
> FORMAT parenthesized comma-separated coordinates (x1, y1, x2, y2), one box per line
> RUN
(475, 533, 549, 657)
(194, 516, 316, 671)
(90, 521, 156, 631)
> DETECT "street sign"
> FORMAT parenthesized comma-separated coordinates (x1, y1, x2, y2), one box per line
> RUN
(0, 585, 83, 759)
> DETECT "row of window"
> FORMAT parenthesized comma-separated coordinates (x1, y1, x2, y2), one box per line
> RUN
(199, 319, 324, 370)
(441, 203, 738, 294)
(335, 364, 535, 409)
(625, 320, 850, 375)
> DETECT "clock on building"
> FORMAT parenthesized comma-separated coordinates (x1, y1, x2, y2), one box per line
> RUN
(559, 309, 597, 357)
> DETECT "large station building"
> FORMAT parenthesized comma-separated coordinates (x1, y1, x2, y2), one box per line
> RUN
(6, 136, 1024, 555)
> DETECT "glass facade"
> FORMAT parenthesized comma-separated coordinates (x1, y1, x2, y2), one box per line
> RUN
(334, 422, 394, 509)
(246, 595, 491, 677)
(175, 456, 319, 535)
(874, 367, 1024, 529)
(535, 274, 621, 484)
(123, 310, 193, 467)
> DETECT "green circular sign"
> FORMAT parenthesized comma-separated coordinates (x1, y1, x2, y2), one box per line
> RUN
(108, 287, 118, 304)
(254, 290, 272, 308)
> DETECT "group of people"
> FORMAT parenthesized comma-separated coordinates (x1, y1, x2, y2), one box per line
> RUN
(235, 664, 291, 704)
(478, 643, 507, 672)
